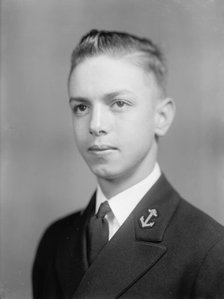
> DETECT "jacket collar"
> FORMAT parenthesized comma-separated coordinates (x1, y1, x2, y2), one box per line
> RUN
(134, 173, 180, 242)
(72, 174, 180, 298)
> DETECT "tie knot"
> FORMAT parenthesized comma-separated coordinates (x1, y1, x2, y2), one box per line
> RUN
(96, 201, 111, 218)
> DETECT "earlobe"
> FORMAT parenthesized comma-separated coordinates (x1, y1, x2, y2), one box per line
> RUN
(155, 98, 176, 137)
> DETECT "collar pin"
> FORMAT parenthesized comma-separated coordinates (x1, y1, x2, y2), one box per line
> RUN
(140, 208, 158, 228)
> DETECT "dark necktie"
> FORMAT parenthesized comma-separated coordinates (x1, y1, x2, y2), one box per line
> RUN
(87, 201, 111, 264)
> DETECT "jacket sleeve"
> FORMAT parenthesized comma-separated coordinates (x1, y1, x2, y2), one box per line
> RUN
(191, 237, 224, 299)
(32, 223, 63, 299)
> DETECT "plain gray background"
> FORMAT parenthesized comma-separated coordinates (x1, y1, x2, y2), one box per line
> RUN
(1, 0, 224, 298)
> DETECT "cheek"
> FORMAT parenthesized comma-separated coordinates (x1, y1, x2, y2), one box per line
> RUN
(122, 110, 155, 137)
(119, 114, 156, 149)
(123, 128, 154, 149)
(73, 121, 88, 146)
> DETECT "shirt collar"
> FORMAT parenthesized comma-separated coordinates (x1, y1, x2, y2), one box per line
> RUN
(96, 163, 161, 226)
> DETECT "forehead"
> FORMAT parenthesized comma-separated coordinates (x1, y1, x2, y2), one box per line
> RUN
(68, 55, 158, 97)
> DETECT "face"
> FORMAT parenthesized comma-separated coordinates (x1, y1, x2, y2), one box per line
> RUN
(68, 55, 168, 185)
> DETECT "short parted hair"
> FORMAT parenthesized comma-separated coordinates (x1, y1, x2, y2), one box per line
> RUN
(69, 29, 167, 95)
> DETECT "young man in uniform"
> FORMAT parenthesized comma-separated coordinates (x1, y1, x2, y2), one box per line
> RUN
(32, 30, 224, 299)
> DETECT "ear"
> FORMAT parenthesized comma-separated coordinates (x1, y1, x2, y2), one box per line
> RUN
(154, 98, 176, 137)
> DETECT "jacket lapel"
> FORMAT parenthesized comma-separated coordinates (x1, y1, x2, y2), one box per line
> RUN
(73, 174, 180, 298)
(55, 193, 96, 299)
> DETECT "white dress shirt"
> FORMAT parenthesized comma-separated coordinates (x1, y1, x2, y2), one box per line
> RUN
(96, 163, 161, 240)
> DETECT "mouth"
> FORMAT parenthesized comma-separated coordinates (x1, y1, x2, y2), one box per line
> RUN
(88, 144, 118, 153)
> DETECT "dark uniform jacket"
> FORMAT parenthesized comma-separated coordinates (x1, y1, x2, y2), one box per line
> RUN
(32, 174, 224, 299)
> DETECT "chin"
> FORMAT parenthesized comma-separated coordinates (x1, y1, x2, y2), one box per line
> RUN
(90, 165, 121, 181)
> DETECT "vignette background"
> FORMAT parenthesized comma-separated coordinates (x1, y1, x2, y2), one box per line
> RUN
(1, 0, 224, 298)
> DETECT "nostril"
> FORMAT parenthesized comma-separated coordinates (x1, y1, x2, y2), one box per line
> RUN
(89, 129, 106, 136)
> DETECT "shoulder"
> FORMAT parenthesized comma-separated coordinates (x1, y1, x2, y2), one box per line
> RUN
(33, 209, 86, 268)
(177, 197, 224, 240)
(164, 187, 224, 296)
(37, 209, 84, 249)
(160, 174, 224, 244)
(168, 193, 224, 266)
(162, 175, 224, 254)
(46, 210, 84, 232)
(177, 201, 224, 297)
(32, 209, 85, 277)
(32, 209, 87, 297)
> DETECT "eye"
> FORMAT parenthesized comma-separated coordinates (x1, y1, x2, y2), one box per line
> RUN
(77, 104, 87, 112)
(112, 99, 129, 111)
(115, 101, 126, 108)
(72, 104, 89, 115)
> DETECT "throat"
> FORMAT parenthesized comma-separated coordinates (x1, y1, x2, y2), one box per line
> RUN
(97, 164, 155, 199)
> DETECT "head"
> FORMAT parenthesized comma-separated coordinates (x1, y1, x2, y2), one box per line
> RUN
(68, 30, 175, 192)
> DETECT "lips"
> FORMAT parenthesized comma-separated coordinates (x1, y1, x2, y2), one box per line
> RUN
(88, 144, 118, 152)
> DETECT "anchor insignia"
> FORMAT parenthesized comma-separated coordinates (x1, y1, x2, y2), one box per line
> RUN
(140, 208, 158, 228)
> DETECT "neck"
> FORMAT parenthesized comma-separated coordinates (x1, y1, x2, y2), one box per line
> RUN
(98, 161, 157, 199)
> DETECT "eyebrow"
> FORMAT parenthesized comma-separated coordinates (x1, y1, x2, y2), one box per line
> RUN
(69, 90, 135, 104)
(104, 90, 135, 99)
(69, 97, 89, 105)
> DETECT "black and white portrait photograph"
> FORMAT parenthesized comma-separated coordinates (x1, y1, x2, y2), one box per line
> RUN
(1, 0, 224, 298)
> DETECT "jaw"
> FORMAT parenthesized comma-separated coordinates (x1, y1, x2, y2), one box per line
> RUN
(78, 136, 158, 198)
(95, 150, 158, 198)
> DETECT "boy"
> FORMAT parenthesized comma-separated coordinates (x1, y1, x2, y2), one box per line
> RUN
(32, 30, 224, 299)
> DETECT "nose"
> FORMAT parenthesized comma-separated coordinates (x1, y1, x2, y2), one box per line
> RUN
(89, 105, 108, 136)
